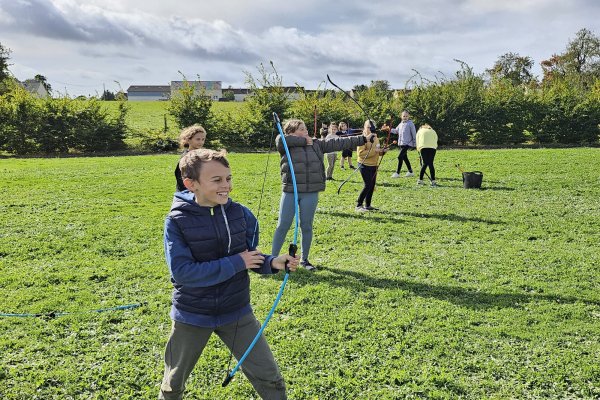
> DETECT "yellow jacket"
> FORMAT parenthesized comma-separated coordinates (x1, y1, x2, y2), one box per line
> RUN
(416, 127, 438, 152)
(357, 136, 381, 166)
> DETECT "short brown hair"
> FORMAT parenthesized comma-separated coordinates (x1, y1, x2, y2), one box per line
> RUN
(282, 119, 305, 135)
(179, 148, 229, 182)
(179, 124, 207, 148)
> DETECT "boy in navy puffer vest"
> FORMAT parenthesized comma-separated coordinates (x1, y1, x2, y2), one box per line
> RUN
(160, 149, 298, 400)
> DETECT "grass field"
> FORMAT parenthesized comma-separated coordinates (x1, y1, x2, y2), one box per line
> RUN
(101, 100, 243, 134)
(1, 148, 599, 399)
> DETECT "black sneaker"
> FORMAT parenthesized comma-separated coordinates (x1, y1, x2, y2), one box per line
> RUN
(301, 259, 317, 271)
(364, 206, 379, 211)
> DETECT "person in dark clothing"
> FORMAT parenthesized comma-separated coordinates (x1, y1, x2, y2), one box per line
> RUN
(174, 124, 206, 192)
(160, 149, 298, 400)
(355, 120, 387, 212)
(337, 121, 361, 169)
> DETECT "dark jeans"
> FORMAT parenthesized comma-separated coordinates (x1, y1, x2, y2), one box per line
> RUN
(419, 148, 436, 180)
(396, 145, 413, 173)
(357, 165, 377, 207)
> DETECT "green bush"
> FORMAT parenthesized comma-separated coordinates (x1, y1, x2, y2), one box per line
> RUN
(472, 79, 532, 145)
(290, 88, 361, 136)
(168, 79, 213, 130)
(0, 87, 43, 154)
(132, 129, 178, 152)
(0, 88, 128, 155)
(242, 63, 291, 147)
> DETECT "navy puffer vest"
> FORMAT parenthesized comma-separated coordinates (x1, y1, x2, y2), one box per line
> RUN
(169, 200, 250, 315)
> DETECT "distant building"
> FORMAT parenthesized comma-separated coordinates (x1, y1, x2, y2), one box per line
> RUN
(170, 81, 222, 101)
(21, 79, 50, 98)
(229, 88, 251, 102)
(283, 86, 302, 101)
(126, 85, 171, 101)
(126, 81, 306, 102)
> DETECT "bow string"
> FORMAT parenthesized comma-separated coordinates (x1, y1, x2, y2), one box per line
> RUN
(222, 112, 298, 387)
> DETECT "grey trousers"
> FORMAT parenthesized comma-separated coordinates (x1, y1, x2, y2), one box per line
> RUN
(159, 313, 287, 400)
(325, 152, 337, 179)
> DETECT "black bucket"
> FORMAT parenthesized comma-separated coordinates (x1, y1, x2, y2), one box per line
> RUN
(462, 171, 483, 189)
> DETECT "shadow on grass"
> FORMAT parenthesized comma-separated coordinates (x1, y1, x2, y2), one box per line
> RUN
(480, 186, 515, 191)
(401, 211, 505, 225)
(316, 210, 405, 223)
(286, 267, 599, 310)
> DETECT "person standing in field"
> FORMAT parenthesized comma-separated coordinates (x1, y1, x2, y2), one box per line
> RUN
(160, 148, 299, 400)
(175, 125, 206, 192)
(337, 121, 361, 169)
(355, 120, 387, 212)
(324, 122, 339, 180)
(390, 111, 417, 178)
(272, 119, 366, 271)
(416, 123, 439, 187)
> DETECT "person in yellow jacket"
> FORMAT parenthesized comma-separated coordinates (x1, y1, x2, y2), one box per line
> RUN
(415, 124, 438, 187)
(355, 120, 388, 212)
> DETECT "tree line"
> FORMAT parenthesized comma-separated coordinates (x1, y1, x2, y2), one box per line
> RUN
(0, 28, 598, 155)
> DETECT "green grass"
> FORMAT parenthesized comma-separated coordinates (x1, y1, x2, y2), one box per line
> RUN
(101, 100, 243, 134)
(1, 148, 599, 399)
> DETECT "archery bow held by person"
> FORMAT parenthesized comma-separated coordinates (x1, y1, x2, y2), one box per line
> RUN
(160, 148, 298, 400)
(271, 118, 367, 271)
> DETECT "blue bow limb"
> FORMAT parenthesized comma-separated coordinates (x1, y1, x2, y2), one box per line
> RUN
(222, 112, 299, 387)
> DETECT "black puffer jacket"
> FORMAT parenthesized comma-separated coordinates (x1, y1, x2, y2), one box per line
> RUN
(276, 134, 366, 193)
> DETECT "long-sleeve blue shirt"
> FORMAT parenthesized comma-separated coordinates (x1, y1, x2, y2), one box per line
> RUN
(164, 191, 278, 327)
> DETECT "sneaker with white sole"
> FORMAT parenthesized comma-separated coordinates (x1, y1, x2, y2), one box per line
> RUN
(431, 180, 438, 187)
(301, 259, 317, 271)
(355, 205, 368, 212)
(405, 171, 414, 177)
(416, 180, 424, 186)
(391, 172, 400, 178)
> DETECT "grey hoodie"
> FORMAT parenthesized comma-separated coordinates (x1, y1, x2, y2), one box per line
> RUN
(392, 120, 417, 147)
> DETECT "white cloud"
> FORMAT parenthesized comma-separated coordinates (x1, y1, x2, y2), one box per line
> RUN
(0, 0, 597, 95)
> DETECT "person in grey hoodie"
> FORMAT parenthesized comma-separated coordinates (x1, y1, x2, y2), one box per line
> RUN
(390, 111, 417, 178)
(272, 119, 367, 271)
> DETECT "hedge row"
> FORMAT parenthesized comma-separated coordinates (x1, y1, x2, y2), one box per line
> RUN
(1, 73, 598, 155)
(0, 87, 127, 154)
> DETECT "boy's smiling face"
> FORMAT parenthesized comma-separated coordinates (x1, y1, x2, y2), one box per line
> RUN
(184, 160, 232, 207)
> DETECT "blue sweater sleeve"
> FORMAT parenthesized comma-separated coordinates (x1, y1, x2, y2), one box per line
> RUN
(164, 217, 247, 287)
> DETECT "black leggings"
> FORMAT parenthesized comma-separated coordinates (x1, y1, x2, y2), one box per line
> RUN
(419, 148, 436, 180)
(357, 165, 377, 207)
(396, 145, 413, 173)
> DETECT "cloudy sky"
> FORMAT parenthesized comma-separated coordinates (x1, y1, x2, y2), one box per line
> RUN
(0, 0, 597, 97)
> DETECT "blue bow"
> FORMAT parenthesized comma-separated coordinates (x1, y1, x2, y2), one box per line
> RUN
(222, 112, 299, 387)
